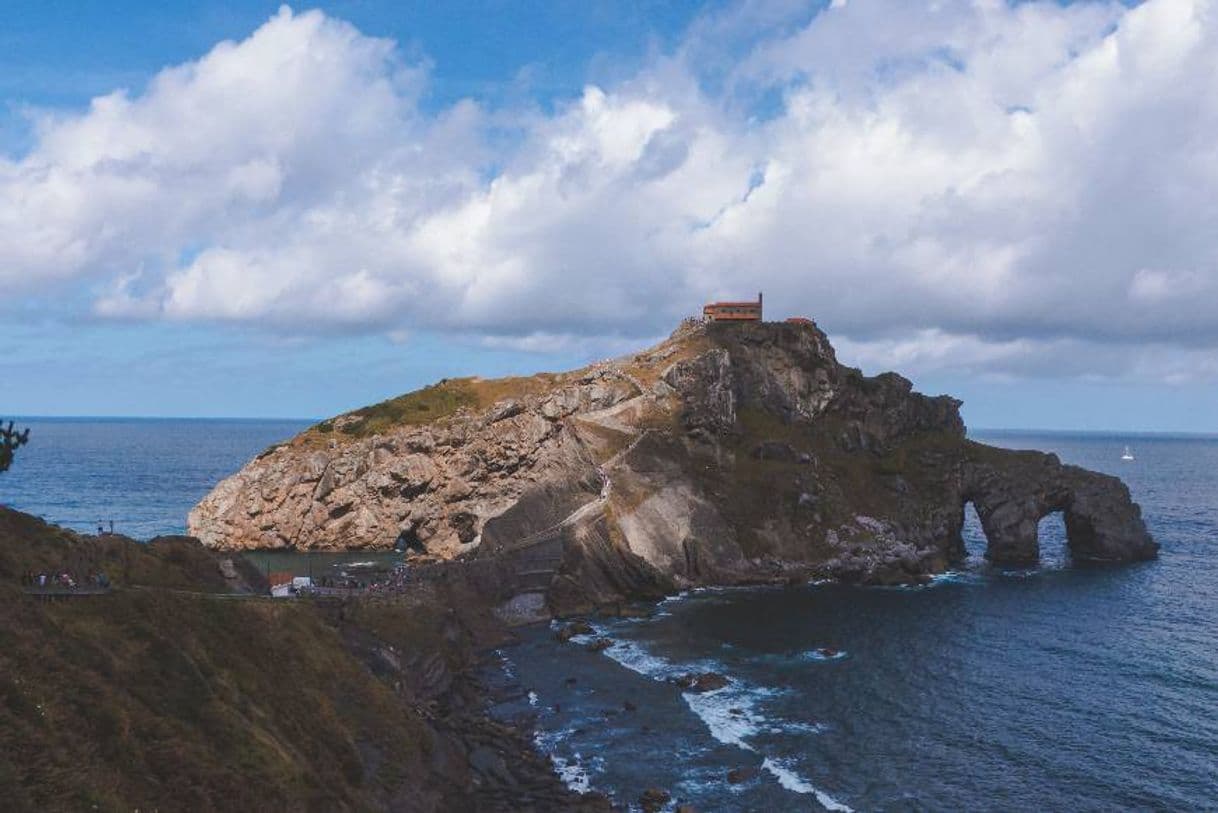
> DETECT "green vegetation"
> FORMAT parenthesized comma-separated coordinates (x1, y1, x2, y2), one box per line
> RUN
(0, 507, 515, 812)
(308, 372, 566, 440)
(286, 327, 705, 447)
(339, 380, 480, 437)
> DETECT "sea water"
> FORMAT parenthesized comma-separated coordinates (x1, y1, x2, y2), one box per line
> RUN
(496, 431, 1218, 810)
(0, 416, 310, 538)
(3, 420, 1216, 808)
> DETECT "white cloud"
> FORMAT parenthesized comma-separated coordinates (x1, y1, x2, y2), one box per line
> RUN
(4, 0, 1218, 383)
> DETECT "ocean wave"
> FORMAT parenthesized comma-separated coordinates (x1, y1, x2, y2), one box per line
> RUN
(683, 684, 775, 751)
(532, 727, 601, 794)
(762, 757, 853, 812)
(800, 648, 848, 662)
(599, 636, 697, 682)
(527, 690, 539, 707)
(550, 753, 594, 794)
(598, 638, 784, 751)
(752, 648, 846, 666)
(581, 632, 850, 808)
(929, 570, 980, 585)
(763, 719, 827, 736)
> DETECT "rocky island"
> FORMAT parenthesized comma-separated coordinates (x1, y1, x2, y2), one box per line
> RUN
(191, 318, 1157, 617)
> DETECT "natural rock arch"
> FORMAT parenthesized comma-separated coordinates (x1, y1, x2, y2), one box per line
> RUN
(959, 454, 1156, 566)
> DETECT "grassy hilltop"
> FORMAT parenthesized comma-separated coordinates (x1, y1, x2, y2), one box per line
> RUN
(0, 507, 600, 812)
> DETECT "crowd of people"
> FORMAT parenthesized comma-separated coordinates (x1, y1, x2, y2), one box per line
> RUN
(364, 563, 412, 594)
(21, 569, 110, 591)
(290, 564, 411, 596)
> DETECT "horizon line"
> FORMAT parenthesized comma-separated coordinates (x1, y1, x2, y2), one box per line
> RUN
(5, 414, 1216, 438)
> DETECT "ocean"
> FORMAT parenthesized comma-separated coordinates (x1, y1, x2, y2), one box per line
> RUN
(2, 419, 1215, 809)
(0, 417, 310, 539)
(494, 431, 1218, 810)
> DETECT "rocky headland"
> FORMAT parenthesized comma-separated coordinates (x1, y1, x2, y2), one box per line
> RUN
(190, 318, 1157, 617)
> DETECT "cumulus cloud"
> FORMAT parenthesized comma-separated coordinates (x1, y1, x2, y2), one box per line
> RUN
(3, 0, 1218, 383)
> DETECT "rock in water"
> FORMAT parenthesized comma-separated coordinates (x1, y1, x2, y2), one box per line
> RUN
(672, 672, 730, 693)
(555, 621, 595, 642)
(727, 765, 760, 784)
(639, 788, 671, 812)
(189, 319, 1156, 610)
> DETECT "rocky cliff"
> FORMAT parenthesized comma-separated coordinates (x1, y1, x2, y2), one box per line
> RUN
(190, 319, 1157, 613)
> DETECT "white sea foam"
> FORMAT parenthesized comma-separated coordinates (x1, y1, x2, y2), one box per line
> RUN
(764, 719, 826, 736)
(800, 648, 848, 662)
(927, 569, 986, 587)
(551, 618, 607, 644)
(682, 685, 771, 750)
(532, 726, 601, 794)
(762, 757, 853, 812)
(598, 637, 775, 750)
(527, 690, 539, 707)
(590, 633, 852, 810)
(551, 754, 592, 793)
(599, 637, 691, 681)
(494, 649, 517, 680)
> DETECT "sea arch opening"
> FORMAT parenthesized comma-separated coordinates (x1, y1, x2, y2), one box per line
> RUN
(958, 490, 1077, 568)
(960, 501, 988, 564)
(1037, 511, 1069, 568)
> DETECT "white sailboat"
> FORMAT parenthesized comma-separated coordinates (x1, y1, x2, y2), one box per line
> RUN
(1121, 445, 1135, 461)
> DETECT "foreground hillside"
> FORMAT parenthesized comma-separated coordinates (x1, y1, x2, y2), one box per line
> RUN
(191, 318, 1156, 616)
(0, 508, 606, 811)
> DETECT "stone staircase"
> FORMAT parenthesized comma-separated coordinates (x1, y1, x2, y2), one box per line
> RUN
(505, 536, 565, 593)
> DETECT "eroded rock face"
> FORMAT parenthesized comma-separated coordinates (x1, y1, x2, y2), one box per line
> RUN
(962, 455, 1156, 566)
(190, 319, 1156, 612)
(189, 371, 635, 556)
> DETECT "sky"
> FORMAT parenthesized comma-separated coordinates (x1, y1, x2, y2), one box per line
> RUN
(2, 0, 1217, 431)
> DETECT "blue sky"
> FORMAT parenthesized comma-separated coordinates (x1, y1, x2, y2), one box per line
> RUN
(2, 0, 1217, 430)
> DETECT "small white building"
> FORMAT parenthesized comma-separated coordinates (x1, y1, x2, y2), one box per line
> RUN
(269, 571, 294, 598)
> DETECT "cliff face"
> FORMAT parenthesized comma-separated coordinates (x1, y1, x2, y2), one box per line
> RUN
(190, 320, 1157, 612)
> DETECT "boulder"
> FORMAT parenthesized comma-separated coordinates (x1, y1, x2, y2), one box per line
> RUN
(672, 672, 729, 693)
(639, 788, 671, 813)
(727, 765, 759, 784)
(555, 621, 594, 642)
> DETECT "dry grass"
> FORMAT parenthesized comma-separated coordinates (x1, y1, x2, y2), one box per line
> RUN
(283, 326, 708, 449)
(617, 330, 713, 388)
(301, 372, 578, 441)
(0, 507, 463, 811)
